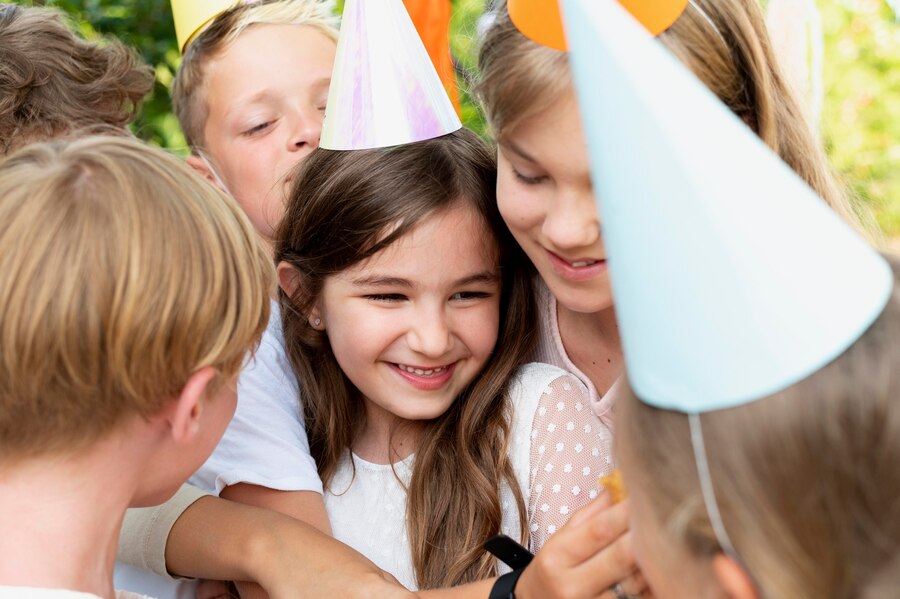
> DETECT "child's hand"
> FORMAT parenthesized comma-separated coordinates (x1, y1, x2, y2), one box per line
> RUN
(515, 493, 649, 599)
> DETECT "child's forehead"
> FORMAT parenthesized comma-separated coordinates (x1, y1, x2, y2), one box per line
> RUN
(203, 23, 335, 112)
(340, 206, 500, 283)
(205, 22, 335, 88)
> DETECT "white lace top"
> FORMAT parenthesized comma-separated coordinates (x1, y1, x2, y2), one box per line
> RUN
(325, 362, 615, 591)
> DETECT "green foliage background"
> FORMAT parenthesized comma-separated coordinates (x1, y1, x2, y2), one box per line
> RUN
(18, 0, 900, 238)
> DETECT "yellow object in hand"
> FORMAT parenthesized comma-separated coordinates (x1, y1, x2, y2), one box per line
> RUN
(599, 469, 627, 504)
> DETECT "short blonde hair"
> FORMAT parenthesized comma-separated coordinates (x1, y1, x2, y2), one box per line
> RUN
(0, 136, 273, 461)
(172, 0, 338, 150)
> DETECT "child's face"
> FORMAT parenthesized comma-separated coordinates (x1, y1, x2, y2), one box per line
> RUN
(199, 24, 336, 241)
(316, 204, 501, 426)
(135, 375, 238, 506)
(495, 86, 613, 315)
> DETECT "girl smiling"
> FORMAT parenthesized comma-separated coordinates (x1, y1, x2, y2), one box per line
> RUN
(274, 128, 610, 591)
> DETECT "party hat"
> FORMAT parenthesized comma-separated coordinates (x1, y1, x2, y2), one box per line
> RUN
(171, 0, 242, 52)
(560, 0, 893, 413)
(320, 0, 461, 150)
(508, 0, 688, 50)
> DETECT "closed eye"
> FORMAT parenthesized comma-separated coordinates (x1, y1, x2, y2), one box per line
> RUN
(512, 166, 548, 186)
(364, 293, 407, 303)
(450, 291, 493, 301)
(243, 121, 273, 136)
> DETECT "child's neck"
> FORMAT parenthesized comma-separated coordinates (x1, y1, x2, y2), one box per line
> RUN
(557, 302, 624, 396)
(0, 431, 144, 598)
(353, 401, 424, 465)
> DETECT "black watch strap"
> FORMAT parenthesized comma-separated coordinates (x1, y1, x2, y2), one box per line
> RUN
(488, 568, 526, 599)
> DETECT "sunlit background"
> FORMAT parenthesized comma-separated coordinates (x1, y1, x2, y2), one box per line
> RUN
(18, 0, 900, 242)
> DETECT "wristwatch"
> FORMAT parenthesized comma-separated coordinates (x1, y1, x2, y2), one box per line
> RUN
(489, 568, 526, 599)
(484, 534, 534, 599)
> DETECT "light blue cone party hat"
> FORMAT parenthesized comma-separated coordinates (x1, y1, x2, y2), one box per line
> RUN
(560, 0, 893, 413)
(320, 0, 462, 150)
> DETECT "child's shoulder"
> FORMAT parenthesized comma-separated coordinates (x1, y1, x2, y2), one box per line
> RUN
(508, 362, 588, 403)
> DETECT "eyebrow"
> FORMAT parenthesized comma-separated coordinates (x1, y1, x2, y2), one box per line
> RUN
(228, 77, 332, 115)
(501, 141, 537, 163)
(350, 271, 499, 288)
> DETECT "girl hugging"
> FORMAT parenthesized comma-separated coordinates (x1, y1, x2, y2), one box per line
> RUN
(273, 128, 613, 590)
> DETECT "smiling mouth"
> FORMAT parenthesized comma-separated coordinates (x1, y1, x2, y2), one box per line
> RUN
(395, 363, 450, 377)
(545, 249, 608, 281)
(389, 362, 457, 391)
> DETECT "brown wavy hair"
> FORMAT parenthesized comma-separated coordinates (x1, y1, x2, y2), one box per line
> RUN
(274, 128, 536, 588)
(476, 0, 875, 237)
(618, 253, 900, 598)
(0, 5, 154, 154)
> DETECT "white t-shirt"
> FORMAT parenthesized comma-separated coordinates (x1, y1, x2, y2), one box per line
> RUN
(114, 302, 322, 599)
(190, 302, 321, 496)
(325, 363, 615, 591)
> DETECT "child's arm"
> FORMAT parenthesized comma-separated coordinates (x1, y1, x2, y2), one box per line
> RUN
(524, 371, 615, 551)
(217, 484, 332, 599)
(162, 493, 415, 599)
(220, 483, 331, 534)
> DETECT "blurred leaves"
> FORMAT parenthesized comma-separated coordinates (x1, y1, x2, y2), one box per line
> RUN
(821, 0, 900, 236)
(21, 0, 187, 152)
(20, 0, 900, 237)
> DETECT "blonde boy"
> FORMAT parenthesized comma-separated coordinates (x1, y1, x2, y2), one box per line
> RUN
(173, 0, 338, 247)
(0, 136, 272, 598)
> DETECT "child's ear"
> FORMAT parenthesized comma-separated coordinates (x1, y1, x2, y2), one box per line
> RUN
(277, 262, 324, 330)
(167, 366, 217, 444)
(277, 261, 301, 297)
(186, 154, 222, 191)
(712, 554, 759, 599)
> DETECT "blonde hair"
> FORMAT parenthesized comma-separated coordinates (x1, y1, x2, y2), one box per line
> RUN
(618, 254, 900, 599)
(0, 5, 154, 155)
(172, 0, 338, 150)
(476, 0, 871, 235)
(0, 136, 274, 461)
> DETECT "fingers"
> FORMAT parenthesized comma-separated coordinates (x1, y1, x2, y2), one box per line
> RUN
(565, 492, 613, 528)
(547, 498, 631, 570)
(515, 499, 636, 599)
(195, 580, 230, 599)
(617, 570, 649, 597)
(572, 527, 636, 587)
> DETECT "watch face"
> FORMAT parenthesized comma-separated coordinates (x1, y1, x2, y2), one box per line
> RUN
(484, 534, 534, 569)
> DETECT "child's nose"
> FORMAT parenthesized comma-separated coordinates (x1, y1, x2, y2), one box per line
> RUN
(542, 186, 601, 250)
(288, 108, 322, 152)
(406, 309, 453, 359)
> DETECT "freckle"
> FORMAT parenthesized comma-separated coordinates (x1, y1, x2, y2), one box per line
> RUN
(607, 358, 611, 363)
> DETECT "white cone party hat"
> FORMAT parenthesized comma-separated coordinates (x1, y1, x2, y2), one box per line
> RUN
(560, 0, 893, 412)
(319, 0, 461, 150)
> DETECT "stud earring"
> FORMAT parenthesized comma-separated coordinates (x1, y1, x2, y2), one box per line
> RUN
(314, 318, 322, 327)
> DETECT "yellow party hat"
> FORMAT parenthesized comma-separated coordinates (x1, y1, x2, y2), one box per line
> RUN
(171, 0, 242, 52)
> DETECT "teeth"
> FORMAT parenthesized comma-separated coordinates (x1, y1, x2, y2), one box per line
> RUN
(397, 364, 446, 376)
(571, 260, 598, 268)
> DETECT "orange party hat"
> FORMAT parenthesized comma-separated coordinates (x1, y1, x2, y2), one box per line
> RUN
(508, 0, 689, 50)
